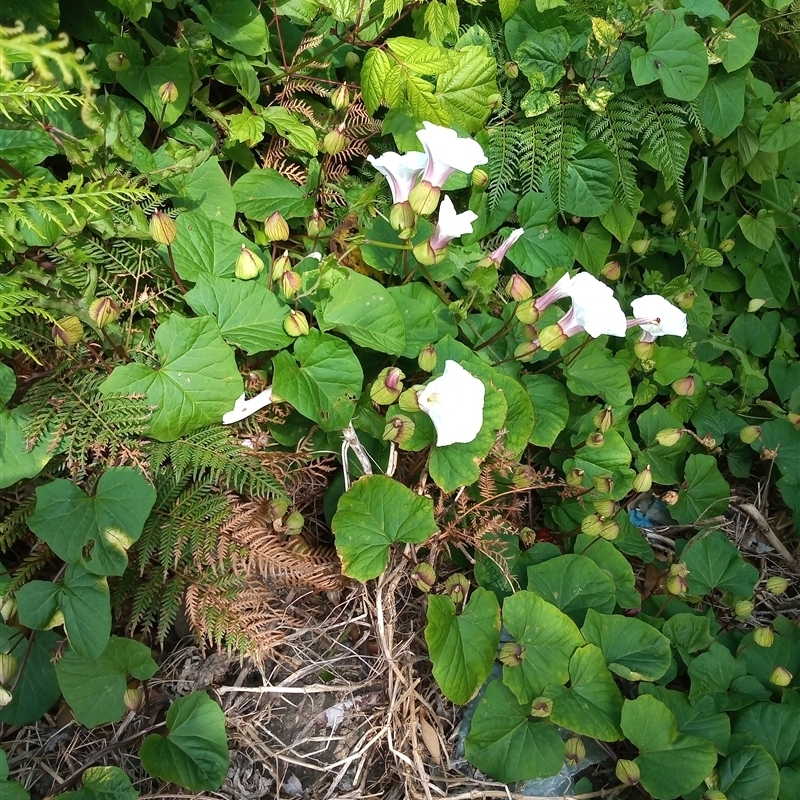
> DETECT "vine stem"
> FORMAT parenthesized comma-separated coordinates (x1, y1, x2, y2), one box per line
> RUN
(166, 243, 186, 294)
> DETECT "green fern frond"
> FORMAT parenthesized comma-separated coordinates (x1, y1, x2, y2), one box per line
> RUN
(0, 494, 36, 554)
(486, 123, 523, 209)
(0, 275, 57, 360)
(637, 89, 690, 195)
(537, 100, 585, 213)
(0, 80, 85, 121)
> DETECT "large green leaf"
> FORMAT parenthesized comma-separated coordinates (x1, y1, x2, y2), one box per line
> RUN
(507, 226, 574, 276)
(558, 142, 618, 218)
(697, 68, 747, 139)
(163, 156, 236, 225)
(435, 46, 497, 133)
(563, 342, 632, 407)
(0, 749, 29, 800)
(739, 211, 776, 250)
(27, 468, 156, 576)
(759, 103, 800, 153)
(386, 287, 441, 359)
(318, 272, 406, 355)
(574, 535, 641, 609)
(56, 636, 158, 728)
(672, 454, 730, 524)
(193, 0, 268, 56)
(426, 588, 500, 704)
(621, 695, 718, 799)
(522, 374, 569, 447)
(716, 14, 759, 72)
(465, 678, 565, 783)
(331, 475, 438, 580)
(272, 330, 363, 432)
(681, 530, 759, 597)
(582, 608, 672, 682)
(17, 565, 110, 660)
(185, 275, 293, 354)
(688, 642, 747, 713)
(514, 26, 570, 87)
(718, 745, 780, 800)
(630, 10, 709, 101)
(501, 590, 584, 704)
(139, 692, 229, 792)
(546, 644, 624, 741)
(100, 315, 243, 442)
(564, 429, 634, 501)
(233, 169, 314, 220)
(57, 767, 138, 800)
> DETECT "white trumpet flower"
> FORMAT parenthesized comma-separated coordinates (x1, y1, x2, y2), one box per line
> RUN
(489, 228, 525, 264)
(413, 196, 477, 265)
(630, 295, 688, 342)
(367, 151, 428, 204)
(418, 360, 485, 447)
(223, 387, 274, 424)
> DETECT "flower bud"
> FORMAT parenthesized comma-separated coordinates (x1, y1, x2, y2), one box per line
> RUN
(323, 125, 349, 156)
(662, 490, 679, 505)
(410, 562, 436, 592)
(271, 250, 291, 280)
(634, 339, 654, 361)
(790, 413, 800, 428)
(514, 341, 540, 362)
(593, 499, 617, 517)
(124, 686, 144, 712)
(519, 527, 536, 546)
(487, 93, 503, 110)
(0, 653, 17, 685)
(499, 642, 525, 667)
(507, 273, 532, 301)
(521, 323, 538, 341)
(594, 407, 614, 433)
(0, 686, 12, 709)
(504, 61, 519, 79)
(633, 466, 652, 493)
(539, 323, 568, 351)
(264, 212, 290, 242)
(719, 238, 735, 253)
(286, 535, 313, 556)
(149, 210, 177, 245)
(389, 201, 416, 235)
(280, 270, 302, 298)
(586, 432, 605, 448)
(670, 562, 689, 578)
(53, 315, 84, 347)
(408, 181, 441, 216)
(703, 792, 728, 800)
(331, 84, 350, 111)
(631, 238, 651, 255)
(616, 760, 640, 786)
(739, 425, 762, 444)
(418, 344, 437, 373)
(515, 297, 540, 325)
(675, 290, 695, 310)
(592, 475, 614, 494)
(666, 573, 688, 596)
(766, 576, 789, 595)
(307, 209, 326, 238)
(530, 697, 553, 717)
(444, 573, 470, 606)
(566, 468, 585, 488)
(472, 167, 489, 189)
(398, 387, 421, 412)
(383, 414, 416, 446)
(89, 297, 120, 328)
(158, 81, 179, 104)
(268, 498, 289, 520)
(601, 260, 621, 280)
(371, 367, 405, 405)
(581, 514, 604, 536)
(285, 510, 304, 534)
(235, 245, 265, 280)
(658, 201, 674, 214)
(661, 208, 677, 226)
(672, 376, 695, 397)
(0, 595, 16, 622)
(656, 428, 684, 447)
(106, 51, 130, 71)
(753, 627, 774, 648)
(345, 51, 360, 68)
(734, 599, 754, 620)
(599, 520, 620, 541)
(770, 666, 793, 687)
(513, 465, 538, 489)
(747, 298, 767, 312)
(284, 310, 309, 337)
(761, 447, 778, 461)
(565, 737, 585, 766)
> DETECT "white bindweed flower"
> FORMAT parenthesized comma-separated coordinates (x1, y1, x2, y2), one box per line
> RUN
(489, 228, 525, 264)
(418, 360, 485, 447)
(413, 196, 477, 265)
(367, 151, 428, 204)
(223, 387, 274, 424)
(630, 295, 688, 342)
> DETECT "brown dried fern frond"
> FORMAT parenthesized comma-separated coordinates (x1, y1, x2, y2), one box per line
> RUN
(294, 33, 324, 57)
(281, 98, 320, 126)
(280, 77, 330, 99)
(259, 140, 308, 184)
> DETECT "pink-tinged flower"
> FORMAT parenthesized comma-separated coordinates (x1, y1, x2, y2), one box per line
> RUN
(367, 151, 428, 204)
(223, 387, 273, 424)
(418, 360, 485, 447)
(489, 228, 525, 264)
(629, 295, 688, 342)
(412, 196, 477, 265)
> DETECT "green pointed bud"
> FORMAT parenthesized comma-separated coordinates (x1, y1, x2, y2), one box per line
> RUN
(418, 344, 437, 372)
(410, 562, 436, 592)
(719, 238, 735, 253)
(284, 310, 309, 337)
(515, 297, 540, 324)
(89, 297, 120, 328)
(53, 315, 84, 348)
(672, 375, 695, 396)
(398, 387, 421, 412)
(520, 527, 536, 546)
(566, 468, 585, 488)
(158, 81, 179, 104)
(264, 212, 290, 242)
(599, 520, 619, 541)
(658, 201, 675, 214)
(330, 84, 350, 111)
(506, 273, 532, 301)
(601, 260, 621, 280)
(734, 599, 755, 620)
(616, 759, 640, 786)
(594, 407, 614, 433)
(0, 686, 12, 709)
(408, 181, 440, 216)
(124, 686, 144, 712)
(513, 465, 537, 489)
(307, 208, 326, 238)
(235, 245, 265, 280)
(471, 167, 489, 189)
(593, 499, 617, 517)
(565, 737, 585, 767)
(444, 573, 470, 606)
(539, 323, 567, 351)
(268, 498, 289, 520)
(656, 428, 684, 447)
(345, 51, 360, 68)
(389, 201, 416, 235)
(586, 432, 605, 448)
(770, 666, 793, 687)
(280, 270, 302, 298)
(633, 466, 653, 493)
(504, 60, 519, 79)
(514, 341, 540, 362)
(285, 510, 304, 534)
(106, 51, 130, 71)
(631, 238, 651, 255)
(753, 627, 774, 648)
(383, 414, 415, 446)
(0, 595, 16, 622)
(412, 239, 446, 265)
(499, 642, 525, 667)
(670, 562, 689, 578)
(323, 125, 349, 156)
(520, 323, 538, 341)
(666, 572, 688, 596)
(747, 298, 767, 312)
(581, 514, 604, 536)
(371, 367, 405, 405)
(487, 93, 503, 110)
(634, 339, 654, 361)
(592, 474, 614, 494)
(530, 696, 553, 717)
(149, 210, 177, 245)
(0, 653, 17, 685)
(271, 250, 291, 280)
(766, 576, 789, 595)
(739, 425, 762, 444)
(661, 208, 677, 226)
(675, 290, 695, 310)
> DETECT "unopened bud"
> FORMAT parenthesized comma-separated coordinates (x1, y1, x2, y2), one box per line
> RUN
(592, 475, 614, 494)
(398, 387, 421, 412)
(566, 468, 585, 488)
(719, 238, 735, 253)
(418, 344, 437, 373)
(747, 298, 767, 312)
(268, 498, 289, 520)
(512, 465, 537, 488)
(766, 576, 789, 595)
(530, 697, 553, 717)
(599, 520, 619, 540)
(675, 290, 695, 310)
(539, 323, 568, 351)
(472, 168, 489, 189)
(383, 414, 416, 446)
(264, 212, 290, 242)
(631, 238, 651, 255)
(658, 201, 675, 214)
(280, 270, 302, 298)
(661, 208, 677, 226)
(371, 367, 404, 405)
(616, 759, 640, 786)
(0, 686, 12, 709)
(633, 466, 652, 493)
(593, 499, 617, 517)
(739, 425, 762, 444)
(514, 341, 540, 362)
(389, 201, 416, 235)
(53, 316, 83, 347)
(0, 595, 16, 622)
(634, 339, 654, 360)
(158, 81, 179, 104)
(331, 84, 350, 111)
(271, 250, 291, 280)
(284, 310, 309, 337)
(734, 599, 755, 620)
(670, 562, 689, 578)
(504, 61, 519, 79)
(521, 323, 538, 341)
(235, 245, 265, 280)
(770, 666, 793, 687)
(672, 376, 695, 396)
(594, 407, 614, 433)
(286, 535, 313, 556)
(285, 511, 304, 534)
(487, 93, 503, 110)
(410, 562, 436, 592)
(499, 642, 525, 667)
(581, 514, 604, 536)
(565, 737, 585, 766)
(106, 51, 130, 71)
(89, 297, 120, 327)
(149, 210, 177, 245)
(666, 573, 688, 596)
(586, 431, 605, 447)
(0, 653, 17, 685)
(345, 51, 360, 68)
(323, 125, 349, 156)
(515, 297, 540, 324)
(703, 792, 728, 800)
(507, 273, 532, 301)
(656, 428, 684, 447)
(307, 209, 326, 238)
(790, 413, 800, 428)
(124, 686, 144, 712)
(753, 627, 774, 648)
(444, 573, 470, 606)
(601, 260, 621, 280)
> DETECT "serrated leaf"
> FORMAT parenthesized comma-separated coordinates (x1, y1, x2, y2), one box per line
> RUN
(435, 46, 498, 133)
(406, 74, 449, 125)
(361, 48, 402, 115)
(388, 37, 456, 74)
